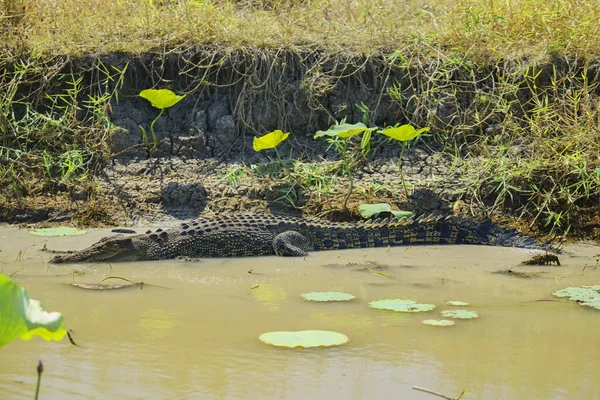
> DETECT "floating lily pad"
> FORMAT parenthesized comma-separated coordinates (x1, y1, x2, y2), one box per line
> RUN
(368, 299, 436, 313)
(422, 319, 455, 326)
(553, 286, 600, 310)
(441, 309, 479, 319)
(301, 292, 356, 302)
(0, 274, 67, 347)
(445, 300, 469, 306)
(29, 227, 87, 237)
(259, 330, 348, 348)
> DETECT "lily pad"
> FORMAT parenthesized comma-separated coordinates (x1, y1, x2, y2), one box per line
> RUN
(553, 286, 600, 310)
(259, 330, 348, 348)
(253, 129, 290, 151)
(29, 227, 87, 237)
(441, 309, 479, 319)
(0, 274, 67, 347)
(422, 319, 455, 326)
(445, 300, 470, 306)
(368, 299, 436, 313)
(301, 292, 356, 302)
(139, 89, 185, 109)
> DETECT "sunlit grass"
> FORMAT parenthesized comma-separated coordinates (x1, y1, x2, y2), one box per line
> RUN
(1, 0, 599, 57)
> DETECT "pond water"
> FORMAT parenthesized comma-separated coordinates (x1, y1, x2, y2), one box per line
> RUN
(1, 226, 599, 399)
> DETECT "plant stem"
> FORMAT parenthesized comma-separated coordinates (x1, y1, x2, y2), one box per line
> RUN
(35, 359, 43, 400)
(398, 142, 409, 199)
(148, 108, 164, 155)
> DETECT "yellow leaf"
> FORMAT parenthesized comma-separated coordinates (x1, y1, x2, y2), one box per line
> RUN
(253, 130, 290, 151)
(378, 125, 430, 142)
(139, 89, 186, 109)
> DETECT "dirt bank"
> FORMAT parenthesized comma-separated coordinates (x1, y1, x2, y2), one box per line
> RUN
(1, 49, 599, 239)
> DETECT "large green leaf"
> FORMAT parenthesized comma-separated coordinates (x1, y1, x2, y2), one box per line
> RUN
(253, 130, 290, 151)
(139, 89, 186, 109)
(0, 274, 67, 347)
(314, 123, 375, 139)
(378, 124, 430, 142)
(259, 330, 348, 348)
(29, 227, 87, 237)
(368, 299, 435, 313)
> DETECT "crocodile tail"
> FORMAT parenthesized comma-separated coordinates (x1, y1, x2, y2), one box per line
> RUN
(376, 215, 542, 249)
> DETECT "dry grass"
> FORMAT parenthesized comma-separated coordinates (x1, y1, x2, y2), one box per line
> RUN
(0, 0, 599, 58)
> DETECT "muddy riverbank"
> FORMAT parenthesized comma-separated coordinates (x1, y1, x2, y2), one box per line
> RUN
(1, 50, 599, 240)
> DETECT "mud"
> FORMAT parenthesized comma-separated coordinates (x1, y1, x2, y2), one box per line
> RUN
(1, 50, 599, 239)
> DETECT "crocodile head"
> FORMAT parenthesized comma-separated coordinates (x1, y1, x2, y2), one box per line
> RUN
(50, 235, 143, 263)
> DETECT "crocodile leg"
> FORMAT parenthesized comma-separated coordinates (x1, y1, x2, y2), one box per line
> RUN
(273, 231, 314, 256)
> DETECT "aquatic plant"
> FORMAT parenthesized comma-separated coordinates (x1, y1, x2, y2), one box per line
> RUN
(368, 299, 436, 313)
(300, 292, 356, 302)
(0, 274, 67, 348)
(259, 330, 349, 348)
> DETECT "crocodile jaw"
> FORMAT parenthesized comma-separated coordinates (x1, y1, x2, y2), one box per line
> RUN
(50, 236, 141, 263)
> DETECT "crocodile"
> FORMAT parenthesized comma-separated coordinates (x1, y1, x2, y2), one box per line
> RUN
(49, 213, 544, 263)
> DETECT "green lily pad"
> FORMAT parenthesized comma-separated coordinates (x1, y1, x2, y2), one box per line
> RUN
(378, 124, 430, 142)
(253, 129, 290, 151)
(29, 227, 87, 237)
(358, 203, 414, 219)
(314, 122, 375, 139)
(422, 319, 455, 326)
(139, 89, 185, 109)
(553, 286, 600, 310)
(259, 330, 349, 348)
(368, 299, 436, 313)
(0, 274, 67, 347)
(445, 300, 470, 306)
(301, 292, 356, 302)
(441, 309, 479, 319)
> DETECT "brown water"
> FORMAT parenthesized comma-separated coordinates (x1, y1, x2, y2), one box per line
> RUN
(0, 226, 599, 400)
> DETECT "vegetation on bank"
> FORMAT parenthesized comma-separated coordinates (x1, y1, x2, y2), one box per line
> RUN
(0, 0, 599, 237)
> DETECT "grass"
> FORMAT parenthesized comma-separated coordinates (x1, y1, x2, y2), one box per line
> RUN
(0, 0, 599, 235)
(0, 0, 599, 58)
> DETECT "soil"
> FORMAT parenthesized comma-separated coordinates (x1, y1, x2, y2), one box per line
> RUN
(1, 50, 599, 240)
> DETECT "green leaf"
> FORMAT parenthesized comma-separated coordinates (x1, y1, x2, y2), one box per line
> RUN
(441, 309, 479, 319)
(368, 299, 436, 313)
(253, 130, 290, 151)
(259, 330, 349, 348)
(139, 89, 186, 109)
(314, 123, 375, 139)
(553, 286, 600, 310)
(422, 319, 455, 326)
(445, 300, 470, 306)
(0, 274, 67, 347)
(358, 203, 414, 219)
(378, 124, 430, 142)
(28, 227, 87, 237)
(359, 203, 391, 218)
(300, 292, 356, 302)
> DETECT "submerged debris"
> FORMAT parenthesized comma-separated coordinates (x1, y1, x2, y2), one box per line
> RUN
(521, 254, 561, 266)
(493, 268, 546, 279)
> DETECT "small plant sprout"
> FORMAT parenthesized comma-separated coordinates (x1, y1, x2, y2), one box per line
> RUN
(378, 124, 430, 198)
(139, 89, 186, 155)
